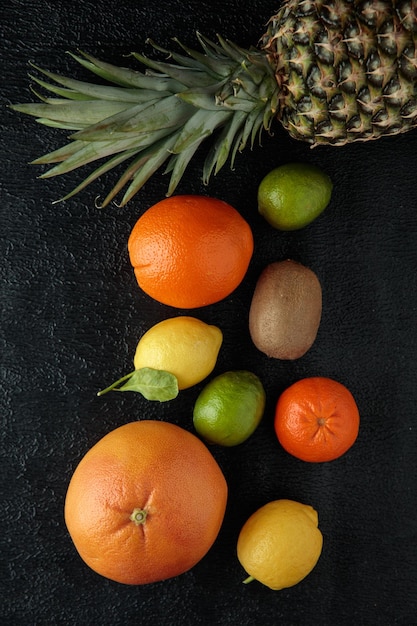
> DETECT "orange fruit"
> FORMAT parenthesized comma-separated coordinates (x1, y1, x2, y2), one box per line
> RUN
(128, 195, 254, 308)
(64, 420, 228, 585)
(274, 377, 360, 462)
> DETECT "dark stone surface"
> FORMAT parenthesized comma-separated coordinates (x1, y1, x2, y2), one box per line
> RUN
(1, 1, 417, 624)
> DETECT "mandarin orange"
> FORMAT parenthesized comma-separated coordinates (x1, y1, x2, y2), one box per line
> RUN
(274, 377, 360, 462)
(64, 420, 228, 584)
(128, 195, 254, 308)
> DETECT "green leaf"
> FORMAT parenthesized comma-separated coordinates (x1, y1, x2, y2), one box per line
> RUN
(36, 118, 89, 131)
(170, 37, 235, 77)
(38, 134, 160, 178)
(69, 51, 184, 92)
(131, 52, 214, 88)
(202, 109, 247, 182)
(28, 73, 92, 101)
(172, 108, 230, 153)
(51, 147, 141, 205)
(29, 63, 171, 102)
(71, 94, 191, 139)
(119, 133, 177, 205)
(32, 140, 88, 164)
(97, 368, 179, 402)
(11, 100, 132, 125)
(177, 85, 226, 111)
(166, 140, 204, 196)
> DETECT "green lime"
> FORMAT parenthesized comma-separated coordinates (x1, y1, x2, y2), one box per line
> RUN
(193, 371, 266, 446)
(257, 162, 332, 231)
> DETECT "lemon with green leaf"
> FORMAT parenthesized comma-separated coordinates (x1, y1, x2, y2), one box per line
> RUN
(98, 316, 223, 401)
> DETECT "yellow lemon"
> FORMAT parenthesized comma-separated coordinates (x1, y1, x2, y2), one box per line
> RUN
(258, 162, 332, 230)
(134, 316, 223, 390)
(237, 499, 323, 590)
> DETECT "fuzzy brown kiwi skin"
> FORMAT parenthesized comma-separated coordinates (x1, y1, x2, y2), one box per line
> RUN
(249, 259, 322, 360)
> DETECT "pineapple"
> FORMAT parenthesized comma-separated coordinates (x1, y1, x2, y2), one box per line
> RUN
(11, 0, 417, 207)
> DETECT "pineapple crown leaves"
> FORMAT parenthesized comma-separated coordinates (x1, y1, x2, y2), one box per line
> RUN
(10, 34, 279, 207)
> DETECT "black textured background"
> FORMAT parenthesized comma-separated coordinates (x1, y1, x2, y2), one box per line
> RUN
(2, 1, 417, 624)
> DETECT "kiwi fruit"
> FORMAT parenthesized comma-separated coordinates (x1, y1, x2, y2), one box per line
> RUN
(249, 259, 322, 360)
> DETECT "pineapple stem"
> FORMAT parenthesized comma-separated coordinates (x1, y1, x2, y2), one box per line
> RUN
(10, 35, 279, 206)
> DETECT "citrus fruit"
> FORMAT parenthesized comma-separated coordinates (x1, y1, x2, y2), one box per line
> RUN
(274, 377, 360, 462)
(237, 499, 323, 590)
(257, 163, 332, 230)
(98, 316, 223, 398)
(128, 195, 254, 308)
(64, 420, 228, 585)
(193, 370, 266, 446)
(133, 316, 223, 390)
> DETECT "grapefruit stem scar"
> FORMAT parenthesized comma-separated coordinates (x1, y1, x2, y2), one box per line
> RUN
(130, 508, 148, 525)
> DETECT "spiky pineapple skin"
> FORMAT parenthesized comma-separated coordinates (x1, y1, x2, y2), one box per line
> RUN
(262, 0, 417, 145)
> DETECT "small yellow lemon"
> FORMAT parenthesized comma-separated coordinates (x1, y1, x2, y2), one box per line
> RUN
(134, 316, 223, 390)
(237, 499, 323, 590)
